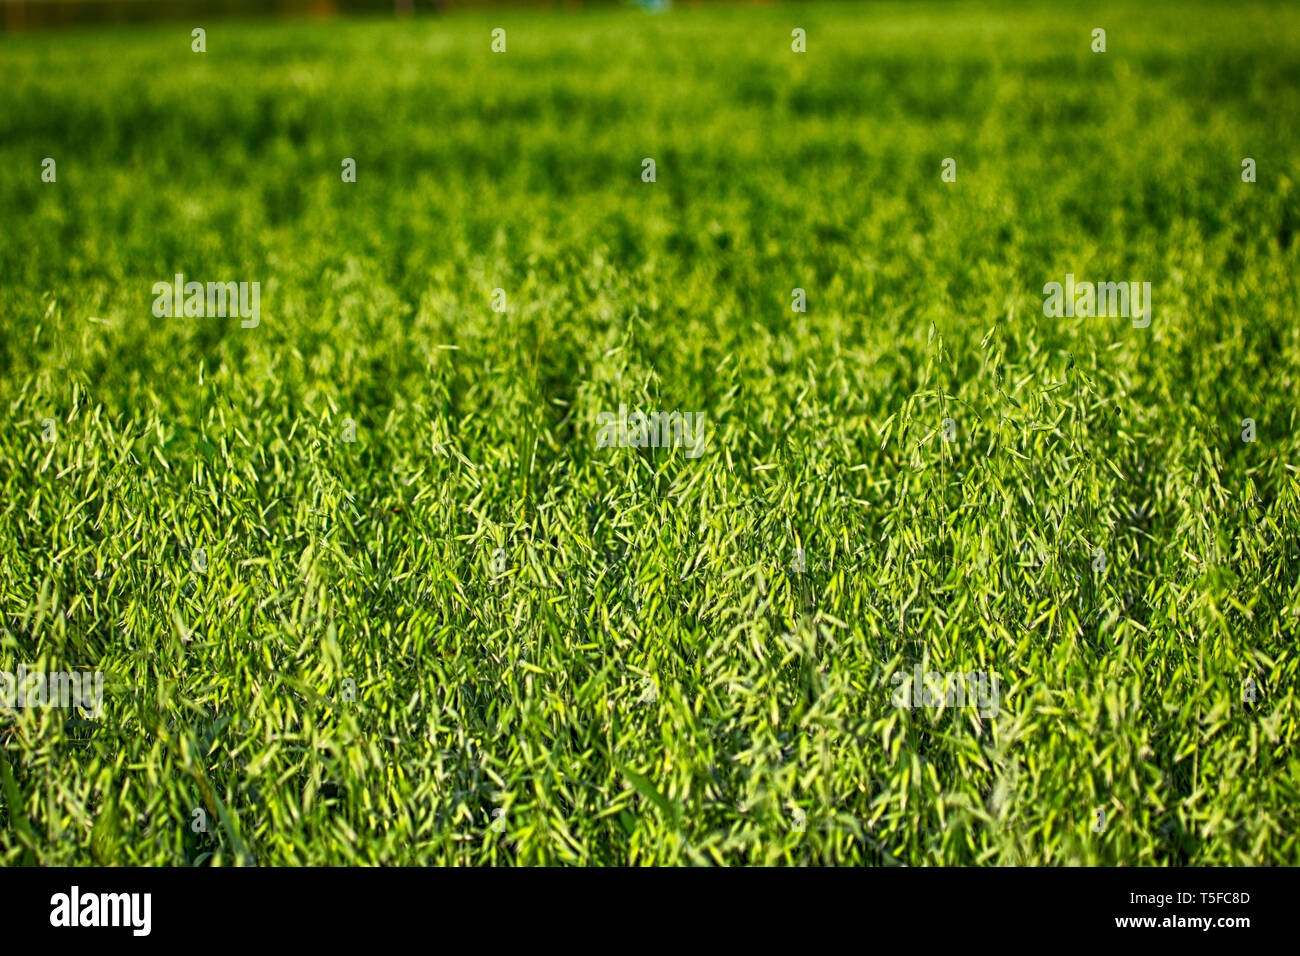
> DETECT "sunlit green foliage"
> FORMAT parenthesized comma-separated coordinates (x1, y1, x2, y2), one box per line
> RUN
(0, 0, 1298, 865)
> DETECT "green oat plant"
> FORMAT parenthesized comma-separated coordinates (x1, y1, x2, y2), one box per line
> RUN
(0, 0, 1298, 865)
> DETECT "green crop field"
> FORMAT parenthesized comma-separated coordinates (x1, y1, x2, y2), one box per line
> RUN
(0, 0, 1298, 866)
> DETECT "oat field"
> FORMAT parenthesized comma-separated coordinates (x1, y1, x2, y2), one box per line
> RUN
(0, 0, 1298, 865)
